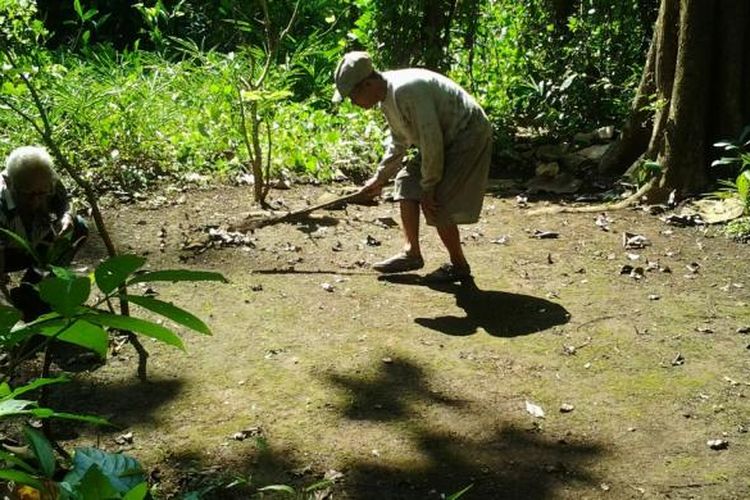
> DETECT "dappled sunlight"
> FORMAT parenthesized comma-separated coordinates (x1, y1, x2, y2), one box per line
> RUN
(321, 355, 604, 498)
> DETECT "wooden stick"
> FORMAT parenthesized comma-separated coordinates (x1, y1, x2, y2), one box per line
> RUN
(232, 191, 375, 232)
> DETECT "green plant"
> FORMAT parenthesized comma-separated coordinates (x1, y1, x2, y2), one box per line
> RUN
(626, 160, 662, 187)
(0, 422, 149, 499)
(712, 125, 750, 212)
(724, 216, 750, 242)
(0, 229, 225, 381)
(0, 377, 149, 499)
(66, 0, 112, 51)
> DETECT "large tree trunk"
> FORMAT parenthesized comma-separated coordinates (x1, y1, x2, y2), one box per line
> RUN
(598, 0, 750, 204)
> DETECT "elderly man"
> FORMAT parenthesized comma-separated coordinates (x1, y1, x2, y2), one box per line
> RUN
(334, 51, 492, 283)
(0, 146, 87, 319)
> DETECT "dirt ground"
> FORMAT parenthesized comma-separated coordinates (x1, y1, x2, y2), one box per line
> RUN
(50, 182, 750, 499)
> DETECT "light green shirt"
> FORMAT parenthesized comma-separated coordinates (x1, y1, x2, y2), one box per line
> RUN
(376, 68, 487, 192)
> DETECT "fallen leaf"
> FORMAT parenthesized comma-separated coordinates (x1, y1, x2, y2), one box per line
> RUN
(707, 439, 728, 450)
(531, 229, 559, 239)
(595, 213, 611, 231)
(623, 232, 651, 249)
(114, 432, 134, 445)
(525, 400, 545, 418)
(365, 235, 381, 246)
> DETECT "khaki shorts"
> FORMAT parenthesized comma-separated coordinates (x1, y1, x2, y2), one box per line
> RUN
(392, 116, 492, 226)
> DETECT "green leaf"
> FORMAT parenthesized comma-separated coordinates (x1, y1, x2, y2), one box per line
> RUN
(75, 465, 120, 499)
(0, 469, 44, 490)
(24, 427, 56, 478)
(304, 479, 333, 492)
(446, 483, 474, 500)
(4, 312, 64, 348)
(0, 229, 40, 264)
(38, 276, 91, 317)
(0, 305, 21, 333)
(37, 319, 108, 358)
(122, 482, 149, 500)
(50, 266, 75, 280)
(95, 255, 147, 294)
(64, 447, 145, 494)
(30, 410, 110, 427)
(258, 484, 297, 494)
(82, 313, 185, 350)
(0, 398, 35, 417)
(0, 449, 36, 474)
(73, 0, 83, 18)
(127, 269, 227, 285)
(737, 170, 750, 204)
(5, 377, 69, 401)
(125, 295, 211, 335)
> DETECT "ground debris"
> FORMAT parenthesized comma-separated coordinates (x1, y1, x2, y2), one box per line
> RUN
(560, 403, 575, 413)
(530, 229, 559, 239)
(231, 427, 264, 441)
(662, 213, 705, 227)
(623, 232, 651, 249)
(114, 432, 134, 445)
(365, 235, 381, 246)
(706, 439, 728, 450)
(525, 400, 545, 418)
(374, 216, 398, 228)
(620, 265, 645, 280)
(671, 353, 685, 366)
(181, 224, 255, 253)
(595, 213, 611, 231)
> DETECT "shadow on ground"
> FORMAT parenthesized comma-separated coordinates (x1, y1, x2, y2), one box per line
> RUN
(322, 357, 602, 499)
(48, 377, 184, 430)
(325, 358, 467, 422)
(149, 357, 604, 499)
(380, 275, 571, 337)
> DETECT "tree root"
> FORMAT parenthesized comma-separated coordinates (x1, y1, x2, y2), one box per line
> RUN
(528, 180, 654, 216)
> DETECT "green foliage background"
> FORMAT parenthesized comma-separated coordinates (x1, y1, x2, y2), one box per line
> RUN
(1, 0, 657, 190)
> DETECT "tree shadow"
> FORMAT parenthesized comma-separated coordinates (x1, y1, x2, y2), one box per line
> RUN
(322, 356, 603, 499)
(379, 275, 571, 337)
(345, 426, 603, 499)
(48, 377, 184, 430)
(324, 358, 467, 422)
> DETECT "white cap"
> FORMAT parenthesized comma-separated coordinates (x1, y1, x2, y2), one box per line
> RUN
(333, 51, 374, 102)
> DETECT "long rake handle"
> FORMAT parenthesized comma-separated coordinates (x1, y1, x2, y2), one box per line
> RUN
(234, 191, 370, 231)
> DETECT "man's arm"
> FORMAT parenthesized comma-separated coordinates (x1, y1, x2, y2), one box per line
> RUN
(50, 181, 74, 233)
(359, 132, 408, 197)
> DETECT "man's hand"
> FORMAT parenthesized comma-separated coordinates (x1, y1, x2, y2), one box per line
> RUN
(358, 176, 385, 199)
(420, 191, 439, 220)
(59, 213, 74, 235)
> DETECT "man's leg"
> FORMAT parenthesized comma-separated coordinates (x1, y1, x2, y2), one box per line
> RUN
(372, 200, 424, 273)
(436, 223, 469, 270)
(400, 199, 422, 258)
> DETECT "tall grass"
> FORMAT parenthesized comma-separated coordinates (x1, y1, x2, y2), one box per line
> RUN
(0, 46, 383, 192)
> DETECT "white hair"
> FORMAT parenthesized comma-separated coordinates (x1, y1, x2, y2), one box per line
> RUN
(4, 146, 57, 189)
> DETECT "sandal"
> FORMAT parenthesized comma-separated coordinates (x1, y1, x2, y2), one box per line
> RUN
(422, 263, 472, 283)
(372, 252, 424, 273)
